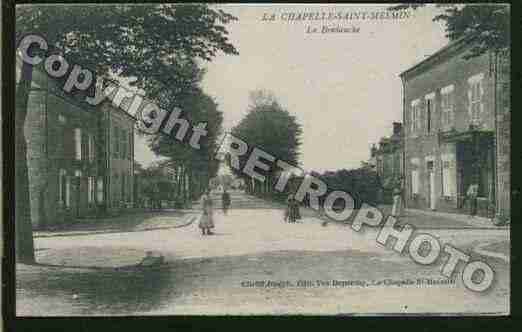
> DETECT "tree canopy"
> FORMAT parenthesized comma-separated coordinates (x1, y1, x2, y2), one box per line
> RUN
(389, 4, 509, 58)
(147, 88, 224, 187)
(230, 90, 302, 186)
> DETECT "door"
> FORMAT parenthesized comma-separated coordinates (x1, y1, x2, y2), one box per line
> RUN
(427, 161, 436, 210)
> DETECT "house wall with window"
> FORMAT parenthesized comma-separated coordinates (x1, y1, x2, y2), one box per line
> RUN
(18, 57, 135, 228)
(104, 103, 135, 211)
(21, 62, 104, 228)
(400, 38, 505, 218)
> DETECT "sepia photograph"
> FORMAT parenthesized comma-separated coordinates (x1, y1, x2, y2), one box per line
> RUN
(10, 3, 510, 316)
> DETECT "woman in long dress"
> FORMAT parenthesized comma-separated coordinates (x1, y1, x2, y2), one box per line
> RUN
(391, 184, 402, 217)
(199, 190, 215, 235)
(286, 194, 300, 223)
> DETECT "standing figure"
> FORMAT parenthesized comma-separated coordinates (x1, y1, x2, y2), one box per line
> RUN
(199, 189, 215, 235)
(391, 178, 403, 217)
(465, 183, 479, 218)
(286, 194, 301, 223)
(222, 189, 231, 215)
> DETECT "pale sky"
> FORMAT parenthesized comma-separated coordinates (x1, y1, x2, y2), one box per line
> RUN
(135, 4, 449, 172)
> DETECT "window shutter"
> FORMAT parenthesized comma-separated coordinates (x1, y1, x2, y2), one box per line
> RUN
(128, 132, 132, 160)
(415, 101, 418, 133)
(425, 99, 433, 131)
(65, 177, 71, 208)
(82, 131, 87, 161)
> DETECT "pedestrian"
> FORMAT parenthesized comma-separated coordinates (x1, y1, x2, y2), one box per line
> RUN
(286, 194, 300, 223)
(199, 189, 215, 235)
(222, 189, 231, 215)
(465, 183, 479, 218)
(391, 179, 403, 218)
(294, 197, 302, 222)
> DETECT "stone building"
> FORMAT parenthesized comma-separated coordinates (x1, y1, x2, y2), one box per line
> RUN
(371, 122, 403, 203)
(399, 37, 510, 218)
(17, 58, 135, 228)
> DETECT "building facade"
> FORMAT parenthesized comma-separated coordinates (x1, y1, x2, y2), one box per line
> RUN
(371, 122, 404, 203)
(18, 59, 135, 229)
(400, 38, 510, 218)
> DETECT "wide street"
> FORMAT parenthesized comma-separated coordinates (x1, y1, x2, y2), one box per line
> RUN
(17, 191, 509, 316)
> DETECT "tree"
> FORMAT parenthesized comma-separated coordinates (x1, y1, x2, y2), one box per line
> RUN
(15, 4, 238, 262)
(230, 90, 302, 196)
(146, 89, 224, 201)
(389, 4, 509, 58)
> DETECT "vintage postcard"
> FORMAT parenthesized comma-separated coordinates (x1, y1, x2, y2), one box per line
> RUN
(12, 3, 510, 316)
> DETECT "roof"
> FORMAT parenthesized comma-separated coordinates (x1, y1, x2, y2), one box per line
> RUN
(399, 35, 476, 79)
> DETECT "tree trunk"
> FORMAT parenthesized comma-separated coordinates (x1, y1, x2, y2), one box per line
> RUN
(15, 62, 36, 263)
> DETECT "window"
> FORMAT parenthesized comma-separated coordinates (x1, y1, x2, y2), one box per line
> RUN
(468, 73, 484, 125)
(441, 155, 455, 197)
(441, 85, 454, 131)
(74, 128, 82, 160)
(97, 177, 104, 203)
(410, 99, 421, 135)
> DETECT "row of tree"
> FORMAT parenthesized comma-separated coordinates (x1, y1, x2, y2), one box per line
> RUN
(15, 4, 239, 263)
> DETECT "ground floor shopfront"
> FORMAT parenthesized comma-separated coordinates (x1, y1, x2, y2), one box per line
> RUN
(405, 130, 496, 218)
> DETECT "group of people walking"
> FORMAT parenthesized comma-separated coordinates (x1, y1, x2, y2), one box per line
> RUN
(195, 174, 482, 237)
